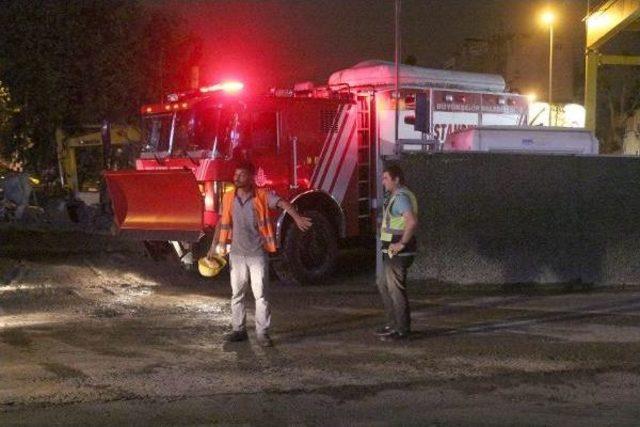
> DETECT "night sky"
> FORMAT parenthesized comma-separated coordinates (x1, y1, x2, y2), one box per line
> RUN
(160, 0, 589, 91)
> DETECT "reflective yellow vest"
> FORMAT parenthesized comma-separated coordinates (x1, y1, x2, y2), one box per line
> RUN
(380, 187, 418, 243)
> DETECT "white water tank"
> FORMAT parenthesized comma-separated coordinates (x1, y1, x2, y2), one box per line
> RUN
(444, 126, 599, 155)
(328, 60, 506, 92)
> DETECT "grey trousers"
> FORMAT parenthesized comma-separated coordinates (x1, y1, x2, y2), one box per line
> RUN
(229, 253, 271, 336)
(378, 254, 414, 334)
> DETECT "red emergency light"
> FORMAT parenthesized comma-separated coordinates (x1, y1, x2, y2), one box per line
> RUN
(200, 81, 244, 94)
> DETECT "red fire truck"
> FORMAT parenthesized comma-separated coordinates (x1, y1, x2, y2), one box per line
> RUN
(105, 60, 528, 285)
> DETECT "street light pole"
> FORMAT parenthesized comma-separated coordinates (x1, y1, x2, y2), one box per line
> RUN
(377, 0, 401, 285)
(548, 21, 554, 126)
(541, 9, 556, 126)
(394, 0, 401, 144)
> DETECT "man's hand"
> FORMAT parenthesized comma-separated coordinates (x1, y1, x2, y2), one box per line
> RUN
(294, 215, 312, 232)
(207, 243, 227, 259)
(388, 242, 405, 255)
(277, 199, 312, 232)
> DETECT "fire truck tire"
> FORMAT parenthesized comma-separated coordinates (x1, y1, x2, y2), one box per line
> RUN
(143, 241, 174, 262)
(192, 234, 213, 261)
(174, 236, 215, 273)
(274, 210, 337, 286)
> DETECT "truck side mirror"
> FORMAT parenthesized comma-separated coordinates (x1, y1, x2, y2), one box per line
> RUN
(101, 119, 111, 170)
(414, 93, 430, 133)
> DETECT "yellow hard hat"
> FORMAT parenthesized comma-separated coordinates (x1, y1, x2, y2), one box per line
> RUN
(198, 255, 227, 278)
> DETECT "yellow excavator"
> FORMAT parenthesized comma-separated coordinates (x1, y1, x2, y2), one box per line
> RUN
(56, 123, 141, 205)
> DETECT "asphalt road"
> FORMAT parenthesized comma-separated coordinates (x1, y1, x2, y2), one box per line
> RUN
(2, 226, 640, 425)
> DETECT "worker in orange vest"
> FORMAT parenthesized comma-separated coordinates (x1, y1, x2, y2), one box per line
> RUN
(209, 162, 312, 347)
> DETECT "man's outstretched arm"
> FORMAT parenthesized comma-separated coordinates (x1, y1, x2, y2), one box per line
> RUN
(276, 199, 312, 231)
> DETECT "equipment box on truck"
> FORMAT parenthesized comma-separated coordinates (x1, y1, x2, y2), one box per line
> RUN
(444, 126, 599, 155)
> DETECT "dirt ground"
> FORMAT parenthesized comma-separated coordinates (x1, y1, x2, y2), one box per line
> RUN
(2, 225, 640, 426)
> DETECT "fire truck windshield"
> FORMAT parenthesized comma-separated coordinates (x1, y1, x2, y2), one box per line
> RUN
(142, 113, 172, 153)
(141, 106, 245, 159)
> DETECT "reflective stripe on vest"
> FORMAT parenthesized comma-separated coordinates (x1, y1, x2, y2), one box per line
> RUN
(218, 187, 277, 253)
(380, 187, 418, 243)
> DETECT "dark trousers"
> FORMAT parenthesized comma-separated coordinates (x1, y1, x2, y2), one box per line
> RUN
(378, 254, 414, 334)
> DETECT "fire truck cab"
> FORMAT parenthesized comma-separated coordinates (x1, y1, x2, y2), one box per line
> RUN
(105, 61, 528, 285)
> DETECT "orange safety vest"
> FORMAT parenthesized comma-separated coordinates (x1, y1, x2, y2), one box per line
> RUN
(218, 188, 277, 253)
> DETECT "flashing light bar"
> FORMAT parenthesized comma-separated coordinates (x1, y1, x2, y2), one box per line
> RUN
(293, 81, 314, 92)
(140, 81, 244, 115)
(141, 101, 191, 115)
(200, 81, 244, 94)
(271, 88, 294, 97)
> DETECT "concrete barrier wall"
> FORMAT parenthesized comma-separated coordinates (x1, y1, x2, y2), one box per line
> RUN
(393, 153, 640, 285)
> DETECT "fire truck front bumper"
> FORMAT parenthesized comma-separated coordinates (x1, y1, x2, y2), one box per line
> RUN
(104, 169, 204, 242)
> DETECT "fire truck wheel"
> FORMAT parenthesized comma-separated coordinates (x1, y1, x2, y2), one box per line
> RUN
(274, 210, 337, 285)
(192, 234, 213, 260)
(143, 241, 174, 262)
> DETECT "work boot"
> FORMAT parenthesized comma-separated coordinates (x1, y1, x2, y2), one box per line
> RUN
(224, 330, 248, 343)
(257, 334, 273, 347)
(373, 325, 395, 337)
(380, 331, 410, 342)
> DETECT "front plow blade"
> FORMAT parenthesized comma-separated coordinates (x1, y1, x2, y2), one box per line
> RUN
(105, 170, 203, 241)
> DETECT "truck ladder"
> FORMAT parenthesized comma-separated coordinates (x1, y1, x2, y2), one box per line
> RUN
(356, 94, 373, 234)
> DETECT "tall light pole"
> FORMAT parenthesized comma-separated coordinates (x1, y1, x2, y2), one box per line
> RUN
(394, 0, 401, 144)
(378, 0, 401, 284)
(541, 10, 556, 126)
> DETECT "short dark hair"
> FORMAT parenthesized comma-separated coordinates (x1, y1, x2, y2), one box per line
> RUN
(236, 161, 256, 176)
(383, 164, 405, 184)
